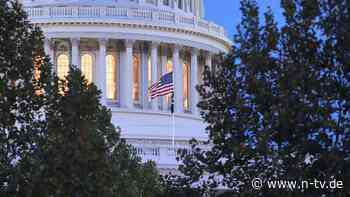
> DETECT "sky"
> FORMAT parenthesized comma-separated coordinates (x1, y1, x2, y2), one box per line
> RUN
(204, 0, 285, 38)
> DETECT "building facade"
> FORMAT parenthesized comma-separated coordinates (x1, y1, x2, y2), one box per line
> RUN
(21, 0, 232, 171)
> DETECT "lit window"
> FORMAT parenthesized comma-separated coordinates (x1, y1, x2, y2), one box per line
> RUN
(34, 56, 43, 81)
(57, 54, 69, 80)
(34, 56, 44, 95)
(133, 54, 141, 103)
(106, 54, 117, 100)
(183, 62, 189, 111)
(81, 53, 93, 83)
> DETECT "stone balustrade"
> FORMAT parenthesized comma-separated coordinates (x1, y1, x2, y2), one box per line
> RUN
(24, 6, 229, 43)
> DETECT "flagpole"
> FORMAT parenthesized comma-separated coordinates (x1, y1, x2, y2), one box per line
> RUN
(171, 93, 175, 149)
(171, 111, 175, 148)
(150, 72, 175, 149)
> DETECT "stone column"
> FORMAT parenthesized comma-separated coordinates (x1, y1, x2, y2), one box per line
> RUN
(191, 0, 195, 13)
(98, 38, 107, 105)
(173, 44, 183, 113)
(44, 38, 55, 74)
(185, 0, 189, 12)
(190, 48, 199, 115)
(71, 37, 80, 68)
(141, 43, 149, 109)
(44, 38, 52, 59)
(194, 0, 200, 17)
(205, 51, 212, 70)
(121, 39, 134, 109)
(151, 42, 159, 110)
(44, 38, 55, 64)
(161, 46, 169, 111)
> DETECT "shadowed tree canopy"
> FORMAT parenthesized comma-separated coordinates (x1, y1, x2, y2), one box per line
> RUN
(0, 0, 52, 195)
(0, 1, 163, 196)
(178, 0, 350, 196)
(23, 67, 164, 197)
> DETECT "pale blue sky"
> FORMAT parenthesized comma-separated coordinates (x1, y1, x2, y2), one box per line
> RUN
(204, 0, 284, 38)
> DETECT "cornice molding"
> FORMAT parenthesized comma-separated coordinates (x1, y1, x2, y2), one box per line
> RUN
(34, 21, 231, 51)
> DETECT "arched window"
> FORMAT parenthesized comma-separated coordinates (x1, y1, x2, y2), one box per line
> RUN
(106, 54, 117, 100)
(183, 62, 189, 111)
(81, 53, 93, 83)
(133, 54, 141, 104)
(57, 54, 69, 80)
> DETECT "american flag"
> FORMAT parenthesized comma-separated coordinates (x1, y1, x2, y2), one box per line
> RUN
(149, 72, 174, 99)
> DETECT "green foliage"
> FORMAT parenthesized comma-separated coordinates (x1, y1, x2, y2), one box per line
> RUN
(179, 0, 350, 196)
(0, 0, 52, 195)
(0, 1, 163, 196)
(27, 68, 117, 197)
(22, 67, 164, 197)
(158, 173, 203, 197)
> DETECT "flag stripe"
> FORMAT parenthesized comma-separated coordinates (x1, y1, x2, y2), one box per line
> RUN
(151, 84, 173, 95)
(149, 72, 174, 99)
(151, 86, 174, 95)
(150, 83, 174, 95)
(151, 88, 174, 98)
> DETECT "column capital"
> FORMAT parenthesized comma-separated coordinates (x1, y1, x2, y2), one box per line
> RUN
(125, 39, 135, 48)
(70, 37, 80, 44)
(98, 38, 108, 46)
(205, 50, 212, 56)
(192, 48, 199, 56)
(44, 37, 51, 43)
(44, 38, 54, 49)
(172, 44, 182, 52)
(161, 45, 169, 54)
(151, 41, 160, 49)
(140, 42, 149, 52)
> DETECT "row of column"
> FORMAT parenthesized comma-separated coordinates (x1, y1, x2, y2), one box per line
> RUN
(44, 38, 213, 115)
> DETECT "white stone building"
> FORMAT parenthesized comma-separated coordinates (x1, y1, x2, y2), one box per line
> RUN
(21, 0, 232, 171)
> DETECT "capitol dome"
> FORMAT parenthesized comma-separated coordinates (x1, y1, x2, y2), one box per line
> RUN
(21, 0, 232, 170)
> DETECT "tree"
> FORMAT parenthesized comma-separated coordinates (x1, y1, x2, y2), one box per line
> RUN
(0, 0, 52, 195)
(0, 1, 163, 196)
(159, 173, 203, 197)
(179, 0, 350, 196)
(22, 67, 164, 197)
